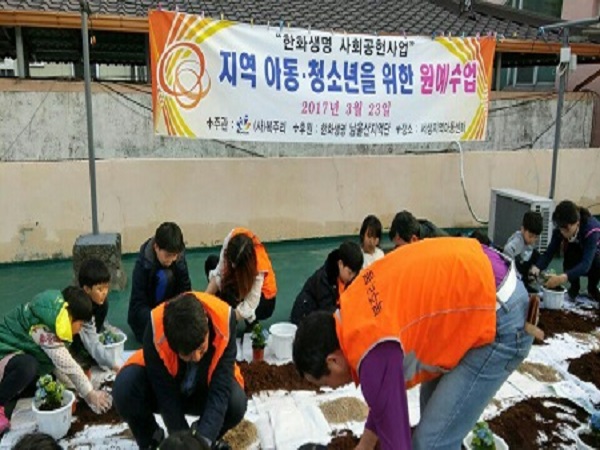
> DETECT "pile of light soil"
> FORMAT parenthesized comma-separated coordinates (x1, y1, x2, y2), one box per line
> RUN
(222, 419, 258, 450)
(320, 397, 368, 424)
(517, 361, 562, 383)
(568, 351, 600, 390)
(488, 396, 588, 449)
(238, 361, 320, 396)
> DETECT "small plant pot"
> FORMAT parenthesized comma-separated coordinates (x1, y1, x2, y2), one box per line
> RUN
(32, 389, 75, 440)
(463, 430, 509, 450)
(252, 347, 264, 362)
(574, 425, 600, 449)
(102, 330, 127, 365)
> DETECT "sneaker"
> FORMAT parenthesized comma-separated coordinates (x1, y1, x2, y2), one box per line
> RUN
(212, 440, 232, 450)
(0, 406, 10, 435)
(587, 288, 600, 303)
(567, 287, 580, 300)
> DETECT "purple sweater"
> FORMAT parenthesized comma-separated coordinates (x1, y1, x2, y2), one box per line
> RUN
(359, 245, 507, 449)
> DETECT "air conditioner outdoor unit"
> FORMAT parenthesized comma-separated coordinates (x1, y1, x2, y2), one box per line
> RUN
(488, 188, 554, 252)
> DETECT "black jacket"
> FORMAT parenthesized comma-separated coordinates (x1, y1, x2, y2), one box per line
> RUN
(128, 238, 192, 343)
(418, 219, 448, 239)
(143, 313, 237, 442)
(290, 249, 341, 325)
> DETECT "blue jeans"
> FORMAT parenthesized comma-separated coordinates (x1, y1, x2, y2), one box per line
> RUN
(412, 281, 533, 450)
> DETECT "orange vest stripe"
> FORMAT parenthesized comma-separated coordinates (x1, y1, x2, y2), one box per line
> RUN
(232, 227, 277, 299)
(123, 292, 244, 388)
(337, 238, 497, 389)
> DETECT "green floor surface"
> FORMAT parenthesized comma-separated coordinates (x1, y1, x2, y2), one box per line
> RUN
(0, 234, 565, 351)
(0, 236, 365, 350)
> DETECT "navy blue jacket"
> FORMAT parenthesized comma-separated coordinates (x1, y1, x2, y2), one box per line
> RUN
(536, 215, 600, 282)
(290, 249, 342, 325)
(127, 238, 192, 343)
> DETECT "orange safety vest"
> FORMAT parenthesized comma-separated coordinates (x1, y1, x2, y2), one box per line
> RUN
(124, 292, 244, 388)
(232, 227, 277, 299)
(336, 237, 497, 389)
(336, 278, 347, 307)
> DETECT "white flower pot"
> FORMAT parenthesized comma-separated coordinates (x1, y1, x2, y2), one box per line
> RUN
(103, 330, 127, 365)
(269, 322, 297, 360)
(574, 425, 594, 450)
(541, 287, 565, 310)
(463, 430, 509, 449)
(32, 389, 75, 440)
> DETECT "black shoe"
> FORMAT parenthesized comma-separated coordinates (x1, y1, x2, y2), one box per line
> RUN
(587, 288, 600, 303)
(144, 427, 165, 450)
(567, 287, 580, 300)
(212, 440, 232, 450)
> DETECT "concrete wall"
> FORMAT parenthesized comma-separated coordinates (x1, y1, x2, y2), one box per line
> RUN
(2, 149, 600, 263)
(563, 0, 599, 18)
(562, 0, 600, 147)
(0, 80, 593, 160)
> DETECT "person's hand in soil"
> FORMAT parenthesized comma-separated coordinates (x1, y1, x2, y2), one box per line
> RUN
(85, 389, 112, 414)
(545, 273, 567, 289)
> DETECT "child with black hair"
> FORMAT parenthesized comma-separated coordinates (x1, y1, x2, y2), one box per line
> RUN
(128, 222, 192, 343)
(504, 211, 543, 292)
(359, 215, 384, 268)
(12, 431, 62, 450)
(290, 241, 363, 325)
(70, 258, 121, 372)
(0, 287, 112, 435)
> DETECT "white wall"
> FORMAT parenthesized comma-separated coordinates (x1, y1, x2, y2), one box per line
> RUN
(2, 149, 599, 263)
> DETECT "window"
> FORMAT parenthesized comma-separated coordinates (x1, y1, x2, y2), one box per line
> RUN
(505, 0, 563, 88)
(0, 69, 15, 77)
(512, 0, 563, 17)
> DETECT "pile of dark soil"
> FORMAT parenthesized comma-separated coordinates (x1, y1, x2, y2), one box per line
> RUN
(489, 396, 588, 449)
(327, 430, 359, 449)
(238, 361, 320, 396)
(66, 380, 121, 438)
(67, 400, 122, 437)
(568, 351, 600, 390)
(537, 309, 600, 342)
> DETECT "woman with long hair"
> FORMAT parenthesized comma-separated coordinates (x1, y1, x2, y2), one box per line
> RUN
(205, 228, 277, 325)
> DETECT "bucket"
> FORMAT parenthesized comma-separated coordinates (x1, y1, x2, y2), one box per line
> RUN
(32, 389, 75, 439)
(269, 322, 297, 360)
(542, 287, 566, 310)
(102, 330, 127, 365)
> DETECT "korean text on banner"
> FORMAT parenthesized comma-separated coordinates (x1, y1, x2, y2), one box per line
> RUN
(149, 11, 496, 144)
